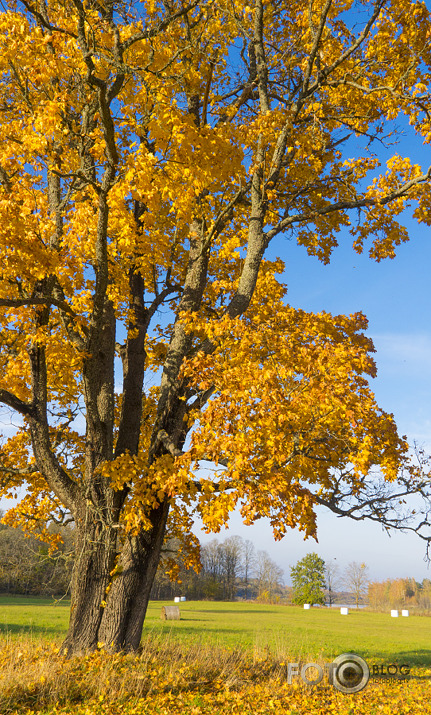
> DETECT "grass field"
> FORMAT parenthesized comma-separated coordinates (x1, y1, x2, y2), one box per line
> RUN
(1, 596, 431, 714)
(1, 595, 431, 666)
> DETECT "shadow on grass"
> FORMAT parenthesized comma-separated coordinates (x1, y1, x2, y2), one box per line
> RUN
(359, 649, 431, 675)
(148, 624, 249, 638)
(384, 649, 431, 668)
(168, 617, 208, 622)
(193, 608, 277, 615)
(0, 596, 70, 607)
(0, 623, 66, 636)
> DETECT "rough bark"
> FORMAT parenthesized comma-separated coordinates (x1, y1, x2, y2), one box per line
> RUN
(98, 499, 169, 652)
(60, 505, 119, 655)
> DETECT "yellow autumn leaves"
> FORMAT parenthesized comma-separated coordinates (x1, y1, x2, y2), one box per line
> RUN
(174, 265, 405, 540)
(1, 0, 431, 554)
(2, 638, 431, 715)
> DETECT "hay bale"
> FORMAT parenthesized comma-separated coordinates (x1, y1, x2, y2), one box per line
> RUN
(161, 605, 180, 620)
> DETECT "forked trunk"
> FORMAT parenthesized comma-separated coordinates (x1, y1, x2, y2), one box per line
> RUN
(61, 500, 169, 656)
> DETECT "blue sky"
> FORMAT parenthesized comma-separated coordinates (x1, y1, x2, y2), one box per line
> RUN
(191, 91, 431, 586)
(2, 9, 431, 588)
(194, 209, 431, 586)
(2, 160, 430, 586)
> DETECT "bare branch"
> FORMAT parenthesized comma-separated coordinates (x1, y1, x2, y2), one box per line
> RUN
(265, 164, 431, 240)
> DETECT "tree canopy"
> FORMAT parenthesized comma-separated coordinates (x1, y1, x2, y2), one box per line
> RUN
(290, 552, 326, 606)
(1, 0, 431, 653)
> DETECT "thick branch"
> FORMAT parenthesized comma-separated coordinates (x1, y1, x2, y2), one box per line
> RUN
(252, 0, 270, 113)
(114, 269, 148, 459)
(0, 464, 38, 477)
(19, 0, 77, 37)
(28, 349, 80, 513)
(302, 0, 332, 96)
(0, 389, 34, 417)
(157, 429, 184, 458)
(0, 296, 75, 317)
(150, 222, 210, 460)
(226, 178, 268, 318)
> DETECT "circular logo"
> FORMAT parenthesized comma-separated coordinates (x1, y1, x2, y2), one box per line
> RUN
(332, 653, 369, 693)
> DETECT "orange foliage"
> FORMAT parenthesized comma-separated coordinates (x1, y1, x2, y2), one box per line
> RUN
(0, 0, 430, 590)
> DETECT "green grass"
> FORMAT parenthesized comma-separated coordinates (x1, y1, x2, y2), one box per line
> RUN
(1, 596, 431, 667)
(0, 595, 70, 638)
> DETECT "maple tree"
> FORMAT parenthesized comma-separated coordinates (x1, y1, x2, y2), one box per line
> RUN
(1, 0, 431, 655)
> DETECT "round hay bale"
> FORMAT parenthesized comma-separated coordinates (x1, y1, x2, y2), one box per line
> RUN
(161, 605, 180, 620)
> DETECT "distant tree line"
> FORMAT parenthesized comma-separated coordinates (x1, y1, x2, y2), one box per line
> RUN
(324, 561, 431, 611)
(7, 511, 430, 613)
(367, 577, 431, 611)
(289, 553, 431, 612)
(150, 535, 285, 602)
(0, 510, 74, 596)
(0, 513, 285, 601)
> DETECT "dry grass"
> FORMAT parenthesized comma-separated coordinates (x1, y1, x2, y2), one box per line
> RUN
(0, 633, 300, 714)
(1, 634, 431, 715)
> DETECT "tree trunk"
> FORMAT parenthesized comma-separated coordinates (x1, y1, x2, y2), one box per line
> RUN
(99, 499, 169, 652)
(60, 499, 169, 656)
(60, 507, 119, 656)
